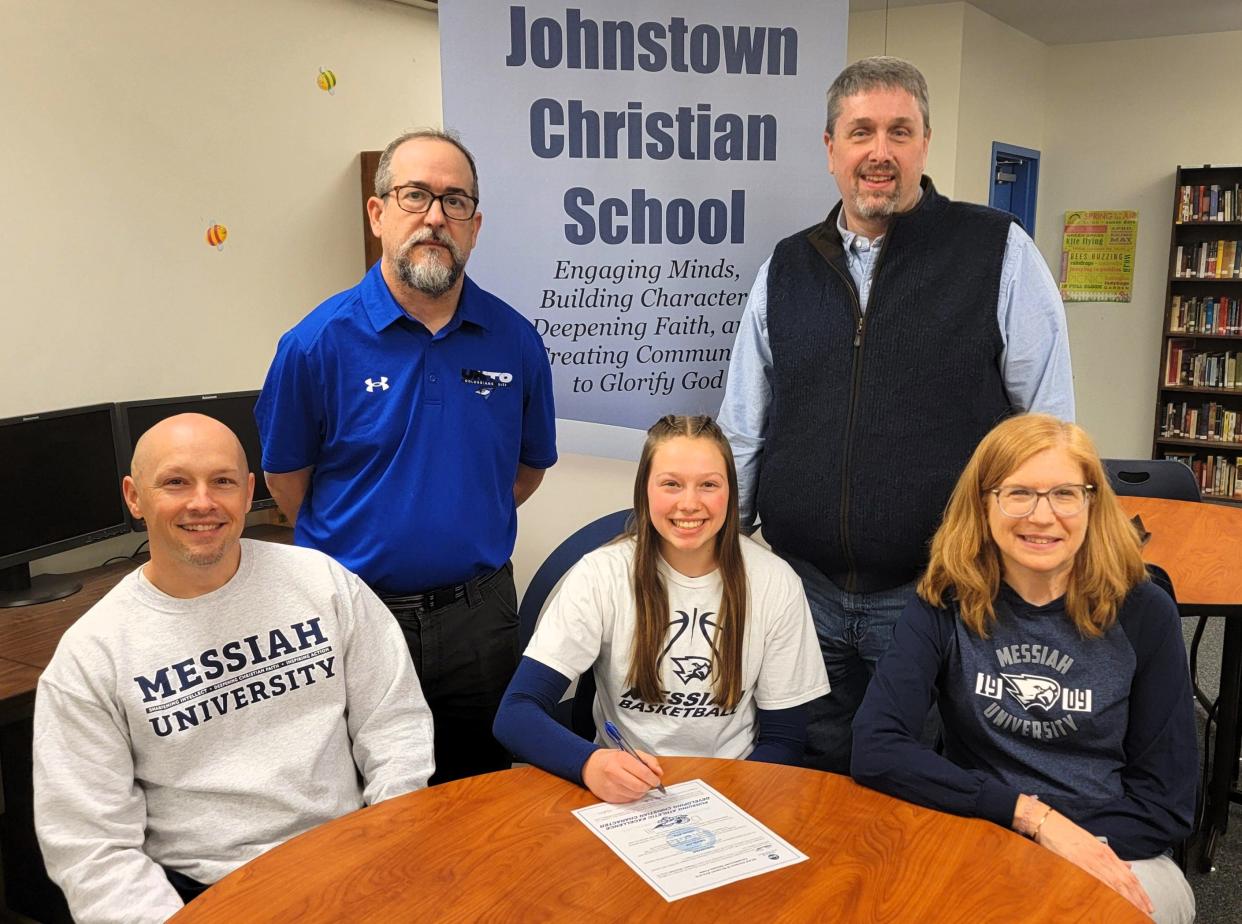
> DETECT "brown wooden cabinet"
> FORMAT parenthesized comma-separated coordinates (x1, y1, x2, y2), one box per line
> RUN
(1152, 164, 1242, 504)
(360, 150, 382, 271)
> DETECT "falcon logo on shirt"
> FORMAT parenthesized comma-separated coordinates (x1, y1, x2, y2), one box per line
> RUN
(670, 656, 713, 685)
(1000, 672, 1062, 712)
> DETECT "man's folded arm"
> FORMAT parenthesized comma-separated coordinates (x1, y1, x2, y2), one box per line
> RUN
(264, 467, 313, 526)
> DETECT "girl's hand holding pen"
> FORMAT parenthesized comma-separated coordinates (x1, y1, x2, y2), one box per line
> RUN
(582, 747, 665, 803)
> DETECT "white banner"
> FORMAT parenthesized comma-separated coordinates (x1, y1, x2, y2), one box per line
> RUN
(441, 1, 847, 433)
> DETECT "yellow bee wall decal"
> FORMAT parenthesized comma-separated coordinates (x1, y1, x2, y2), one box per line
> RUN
(206, 223, 228, 250)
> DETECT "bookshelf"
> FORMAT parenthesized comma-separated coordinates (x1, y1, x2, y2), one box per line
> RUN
(1153, 165, 1242, 504)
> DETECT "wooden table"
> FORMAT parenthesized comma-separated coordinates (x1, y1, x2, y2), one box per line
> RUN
(1120, 495, 1242, 870)
(173, 758, 1145, 923)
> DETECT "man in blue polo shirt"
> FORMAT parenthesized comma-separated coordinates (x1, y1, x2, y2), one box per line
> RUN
(256, 129, 557, 784)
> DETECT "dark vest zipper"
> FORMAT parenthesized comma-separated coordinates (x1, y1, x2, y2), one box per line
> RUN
(824, 260, 865, 593)
(827, 232, 890, 594)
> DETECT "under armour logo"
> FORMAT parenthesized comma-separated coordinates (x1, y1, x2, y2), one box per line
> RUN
(364, 376, 389, 392)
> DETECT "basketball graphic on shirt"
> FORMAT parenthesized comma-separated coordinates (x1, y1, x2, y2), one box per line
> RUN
(660, 608, 718, 685)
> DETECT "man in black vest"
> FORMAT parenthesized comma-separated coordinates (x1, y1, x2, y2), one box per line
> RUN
(718, 56, 1074, 773)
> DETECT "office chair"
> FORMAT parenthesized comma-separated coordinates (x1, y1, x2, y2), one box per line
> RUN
(1105, 461, 1206, 869)
(517, 509, 632, 739)
(1102, 458, 1201, 502)
(1141, 563, 1203, 871)
(1105, 458, 1207, 704)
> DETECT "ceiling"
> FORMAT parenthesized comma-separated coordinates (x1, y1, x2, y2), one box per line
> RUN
(849, 0, 1242, 46)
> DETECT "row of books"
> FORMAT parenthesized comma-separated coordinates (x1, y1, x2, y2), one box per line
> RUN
(1164, 452, 1242, 498)
(1164, 341, 1242, 389)
(1168, 295, 1241, 335)
(1173, 240, 1242, 279)
(1176, 183, 1241, 223)
(1161, 400, 1242, 443)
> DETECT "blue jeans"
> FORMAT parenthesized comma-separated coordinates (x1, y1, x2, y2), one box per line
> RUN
(783, 555, 915, 774)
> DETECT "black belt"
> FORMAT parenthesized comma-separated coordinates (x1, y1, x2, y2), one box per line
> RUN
(380, 565, 507, 616)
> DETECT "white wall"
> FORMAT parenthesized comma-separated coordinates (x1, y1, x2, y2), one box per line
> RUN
(953, 4, 1047, 208)
(1, 0, 441, 416)
(1038, 30, 1242, 457)
(510, 452, 634, 590)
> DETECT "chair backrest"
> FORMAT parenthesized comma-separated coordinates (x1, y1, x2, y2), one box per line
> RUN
(517, 509, 632, 739)
(1102, 459, 1201, 502)
(518, 508, 632, 648)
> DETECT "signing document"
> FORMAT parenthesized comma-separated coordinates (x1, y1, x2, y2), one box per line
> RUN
(572, 779, 807, 901)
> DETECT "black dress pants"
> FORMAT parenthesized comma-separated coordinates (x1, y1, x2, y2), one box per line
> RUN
(383, 563, 520, 785)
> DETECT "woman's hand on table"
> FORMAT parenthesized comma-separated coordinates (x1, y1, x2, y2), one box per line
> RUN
(1036, 810, 1154, 917)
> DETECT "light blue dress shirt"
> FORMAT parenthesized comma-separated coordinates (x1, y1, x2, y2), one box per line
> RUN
(719, 209, 1076, 528)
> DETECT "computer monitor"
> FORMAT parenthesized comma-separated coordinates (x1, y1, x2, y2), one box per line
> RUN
(117, 391, 274, 530)
(0, 403, 131, 607)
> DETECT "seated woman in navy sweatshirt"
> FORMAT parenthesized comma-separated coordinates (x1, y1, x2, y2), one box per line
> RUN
(851, 413, 1195, 924)
(494, 415, 828, 803)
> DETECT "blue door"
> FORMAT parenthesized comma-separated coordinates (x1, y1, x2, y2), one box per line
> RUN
(989, 142, 1040, 235)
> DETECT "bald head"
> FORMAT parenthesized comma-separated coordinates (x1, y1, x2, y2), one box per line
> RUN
(123, 413, 254, 596)
(130, 413, 248, 484)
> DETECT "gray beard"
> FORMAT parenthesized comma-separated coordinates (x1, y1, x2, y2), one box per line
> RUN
(395, 232, 464, 298)
(852, 187, 901, 221)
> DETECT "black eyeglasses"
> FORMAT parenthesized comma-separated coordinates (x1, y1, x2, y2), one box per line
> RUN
(383, 184, 478, 220)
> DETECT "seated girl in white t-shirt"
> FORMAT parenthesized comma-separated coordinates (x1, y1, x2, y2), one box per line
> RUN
(493, 415, 829, 802)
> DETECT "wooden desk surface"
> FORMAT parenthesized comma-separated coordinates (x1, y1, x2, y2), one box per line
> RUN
(173, 758, 1145, 924)
(0, 558, 139, 672)
(1119, 496, 1242, 608)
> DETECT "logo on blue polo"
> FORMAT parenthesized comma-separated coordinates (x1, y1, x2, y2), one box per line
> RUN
(364, 376, 389, 392)
(461, 368, 513, 398)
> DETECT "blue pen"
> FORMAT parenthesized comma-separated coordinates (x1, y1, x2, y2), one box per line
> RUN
(603, 720, 668, 795)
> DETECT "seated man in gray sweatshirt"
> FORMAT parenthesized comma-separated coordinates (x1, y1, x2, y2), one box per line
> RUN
(33, 413, 434, 923)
